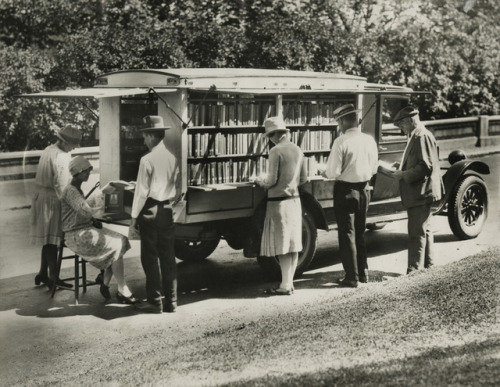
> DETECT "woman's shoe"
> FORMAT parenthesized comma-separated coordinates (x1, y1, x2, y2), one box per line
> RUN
(100, 283, 111, 299)
(116, 292, 139, 304)
(35, 274, 49, 286)
(95, 272, 104, 285)
(264, 288, 293, 295)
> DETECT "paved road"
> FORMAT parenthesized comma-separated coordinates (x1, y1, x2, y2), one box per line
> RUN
(1, 153, 499, 283)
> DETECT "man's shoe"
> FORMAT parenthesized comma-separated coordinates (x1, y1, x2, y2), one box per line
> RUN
(406, 266, 418, 275)
(135, 302, 162, 314)
(337, 278, 359, 288)
(163, 301, 177, 313)
(359, 276, 369, 284)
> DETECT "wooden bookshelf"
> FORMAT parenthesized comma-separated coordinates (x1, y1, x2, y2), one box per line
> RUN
(185, 92, 355, 187)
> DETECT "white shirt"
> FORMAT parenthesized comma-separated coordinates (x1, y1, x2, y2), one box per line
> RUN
(325, 126, 378, 182)
(131, 141, 180, 218)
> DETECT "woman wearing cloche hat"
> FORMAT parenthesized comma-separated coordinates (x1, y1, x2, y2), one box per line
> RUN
(60, 156, 139, 304)
(253, 116, 308, 295)
(30, 124, 82, 289)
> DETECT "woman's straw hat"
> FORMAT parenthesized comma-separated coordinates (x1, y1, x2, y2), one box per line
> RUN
(263, 116, 289, 137)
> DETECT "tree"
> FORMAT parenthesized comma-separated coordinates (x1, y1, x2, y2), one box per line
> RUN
(0, 0, 499, 151)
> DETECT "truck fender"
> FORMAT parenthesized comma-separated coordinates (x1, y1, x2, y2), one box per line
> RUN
(436, 160, 490, 213)
(300, 191, 328, 231)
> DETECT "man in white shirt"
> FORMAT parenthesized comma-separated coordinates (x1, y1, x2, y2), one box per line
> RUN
(325, 104, 379, 288)
(131, 116, 181, 313)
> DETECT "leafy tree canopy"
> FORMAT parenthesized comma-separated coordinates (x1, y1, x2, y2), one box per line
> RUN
(0, 0, 498, 151)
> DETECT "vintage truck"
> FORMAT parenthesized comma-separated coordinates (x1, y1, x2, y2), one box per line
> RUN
(22, 68, 490, 277)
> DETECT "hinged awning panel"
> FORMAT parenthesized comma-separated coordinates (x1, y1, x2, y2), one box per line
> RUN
(17, 87, 175, 99)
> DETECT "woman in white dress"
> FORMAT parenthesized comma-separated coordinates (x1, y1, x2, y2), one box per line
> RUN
(254, 116, 308, 295)
(30, 124, 81, 288)
(61, 156, 138, 304)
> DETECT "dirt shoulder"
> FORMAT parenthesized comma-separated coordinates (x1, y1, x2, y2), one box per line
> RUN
(1, 246, 499, 386)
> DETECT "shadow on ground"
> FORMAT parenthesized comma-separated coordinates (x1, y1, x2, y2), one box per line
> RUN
(1, 226, 415, 320)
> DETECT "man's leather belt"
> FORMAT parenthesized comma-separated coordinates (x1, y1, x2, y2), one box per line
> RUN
(146, 198, 170, 205)
(267, 195, 299, 202)
(336, 181, 369, 189)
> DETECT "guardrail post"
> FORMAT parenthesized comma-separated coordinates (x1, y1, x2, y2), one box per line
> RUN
(477, 115, 490, 146)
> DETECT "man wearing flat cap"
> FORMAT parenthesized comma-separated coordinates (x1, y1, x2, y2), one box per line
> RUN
(131, 115, 181, 313)
(324, 104, 378, 288)
(388, 106, 443, 274)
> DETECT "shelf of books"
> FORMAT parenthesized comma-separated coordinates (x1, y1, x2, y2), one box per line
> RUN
(185, 92, 355, 187)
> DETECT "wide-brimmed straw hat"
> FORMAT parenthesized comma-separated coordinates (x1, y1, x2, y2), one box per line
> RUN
(69, 156, 93, 176)
(56, 124, 82, 147)
(332, 104, 361, 120)
(393, 106, 419, 123)
(139, 115, 171, 131)
(263, 116, 289, 137)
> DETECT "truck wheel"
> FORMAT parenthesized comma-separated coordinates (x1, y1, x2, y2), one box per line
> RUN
(174, 238, 220, 262)
(448, 175, 488, 240)
(257, 210, 318, 279)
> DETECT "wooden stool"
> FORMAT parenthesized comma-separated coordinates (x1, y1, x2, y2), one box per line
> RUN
(51, 234, 99, 304)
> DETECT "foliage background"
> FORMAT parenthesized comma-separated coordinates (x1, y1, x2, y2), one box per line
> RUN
(0, 0, 498, 151)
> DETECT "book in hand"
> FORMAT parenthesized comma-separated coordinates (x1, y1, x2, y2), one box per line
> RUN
(109, 180, 136, 191)
(378, 160, 397, 176)
(128, 224, 140, 240)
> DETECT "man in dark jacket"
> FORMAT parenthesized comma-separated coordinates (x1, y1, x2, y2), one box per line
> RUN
(388, 106, 444, 273)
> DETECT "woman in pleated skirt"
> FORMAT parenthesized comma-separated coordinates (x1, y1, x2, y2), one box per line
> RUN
(254, 116, 308, 295)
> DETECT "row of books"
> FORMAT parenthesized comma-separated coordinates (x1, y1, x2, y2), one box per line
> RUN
(288, 130, 335, 151)
(188, 129, 335, 158)
(187, 154, 329, 186)
(187, 102, 276, 127)
(188, 132, 267, 158)
(187, 100, 353, 128)
(282, 102, 341, 125)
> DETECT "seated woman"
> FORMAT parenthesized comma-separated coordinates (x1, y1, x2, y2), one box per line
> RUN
(61, 156, 138, 304)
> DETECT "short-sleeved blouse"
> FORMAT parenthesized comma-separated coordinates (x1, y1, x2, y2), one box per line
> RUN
(61, 185, 130, 270)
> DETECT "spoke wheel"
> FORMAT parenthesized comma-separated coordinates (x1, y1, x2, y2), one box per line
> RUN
(448, 175, 488, 240)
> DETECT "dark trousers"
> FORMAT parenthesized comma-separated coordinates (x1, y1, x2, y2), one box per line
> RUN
(138, 199, 177, 305)
(333, 182, 371, 282)
(407, 202, 433, 272)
